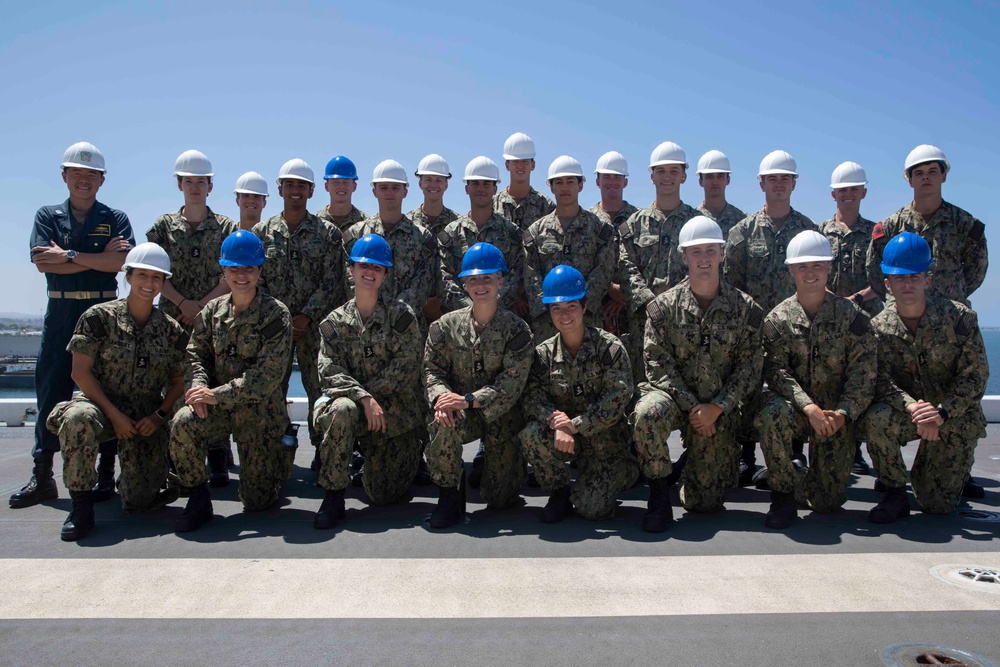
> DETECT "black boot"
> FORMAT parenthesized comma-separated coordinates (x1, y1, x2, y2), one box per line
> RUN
(541, 486, 573, 524)
(429, 474, 466, 529)
(868, 486, 910, 524)
(9, 457, 58, 508)
(93, 452, 117, 502)
(791, 440, 807, 468)
(764, 490, 797, 529)
(175, 484, 213, 533)
(468, 452, 485, 489)
(737, 440, 757, 487)
(642, 478, 674, 533)
(207, 449, 230, 488)
(314, 488, 346, 530)
(61, 490, 96, 541)
(852, 441, 871, 475)
(962, 478, 986, 499)
(226, 446, 235, 468)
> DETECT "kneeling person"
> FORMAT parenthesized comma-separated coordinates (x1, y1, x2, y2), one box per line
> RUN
(169, 231, 292, 532)
(312, 235, 425, 529)
(863, 233, 988, 522)
(632, 217, 763, 531)
(754, 231, 875, 529)
(520, 265, 637, 523)
(424, 243, 533, 528)
(48, 243, 186, 540)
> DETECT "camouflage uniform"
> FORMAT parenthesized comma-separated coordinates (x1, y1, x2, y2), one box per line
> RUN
(754, 294, 876, 511)
(315, 204, 368, 234)
(145, 208, 237, 323)
(438, 212, 526, 313)
(524, 209, 618, 340)
(696, 202, 747, 240)
(632, 280, 764, 512)
(47, 300, 186, 512)
(314, 294, 425, 505)
(253, 213, 346, 450)
(424, 307, 533, 509)
(617, 201, 700, 382)
(867, 201, 988, 306)
(520, 327, 637, 520)
(408, 205, 459, 237)
(344, 216, 439, 318)
(169, 291, 292, 510)
(860, 297, 988, 513)
(493, 187, 555, 231)
(819, 216, 882, 317)
(589, 201, 640, 352)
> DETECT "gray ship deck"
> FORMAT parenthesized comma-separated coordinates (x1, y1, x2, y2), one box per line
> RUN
(1, 427, 998, 666)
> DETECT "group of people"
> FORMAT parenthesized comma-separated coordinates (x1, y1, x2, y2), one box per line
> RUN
(13, 133, 989, 541)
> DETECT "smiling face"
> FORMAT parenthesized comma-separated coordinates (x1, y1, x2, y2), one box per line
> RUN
(465, 179, 498, 208)
(419, 174, 449, 203)
(596, 173, 627, 199)
(789, 260, 831, 297)
(236, 193, 267, 221)
(350, 261, 387, 294)
(760, 173, 796, 204)
(463, 272, 503, 305)
(223, 264, 261, 296)
(325, 177, 358, 205)
(505, 159, 534, 184)
(651, 164, 687, 198)
(126, 268, 166, 303)
(549, 299, 586, 338)
(681, 242, 724, 281)
(62, 167, 105, 204)
(278, 178, 314, 212)
(831, 185, 866, 212)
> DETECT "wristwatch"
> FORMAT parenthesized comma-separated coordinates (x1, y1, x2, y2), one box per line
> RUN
(66, 250, 77, 263)
(936, 407, 949, 422)
(465, 393, 476, 409)
(852, 293, 864, 305)
(154, 409, 168, 422)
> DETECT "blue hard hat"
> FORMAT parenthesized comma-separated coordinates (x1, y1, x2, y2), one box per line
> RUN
(459, 242, 508, 278)
(542, 265, 588, 303)
(349, 234, 393, 268)
(881, 232, 933, 275)
(324, 155, 359, 180)
(219, 230, 265, 267)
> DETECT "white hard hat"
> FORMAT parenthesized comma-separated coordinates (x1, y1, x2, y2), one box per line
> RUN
(276, 158, 315, 185)
(124, 242, 172, 278)
(547, 155, 586, 182)
(677, 216, 724, 251)
(502, 132, 536, 160)
(234, 171, 269, 196)
(464, 156, 501, 183)
(415, 154, 451, 178)
(696, 150, 732, 174)
(904, 144, 950, 176)
(371, 159, 409, 186)
(173, 149, 214, 177)
(649, 141, 688, 170)
(595, 151, 629, 176)
(785, 230, 833, 265)
(61, 141, 106, 173)
(758, 150, 798, 177)
(830, 161, 868, 189)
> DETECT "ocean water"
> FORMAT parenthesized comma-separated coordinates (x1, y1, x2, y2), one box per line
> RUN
(4, 332, 1000, 399)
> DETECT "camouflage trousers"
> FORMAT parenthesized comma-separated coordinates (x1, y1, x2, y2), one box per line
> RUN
(170, 402, 286, 511)
(861, 402, 982, 514)
(755, 394, 854, 512)
(314, 397, 422, 505)
(283, 323, 322, 450)
(633, 389, 740, 512)
(624, 308, 647, 387)
(427, 411, 525, 510)
(520, 420, 637, 520)
(47, 396, 168, 513)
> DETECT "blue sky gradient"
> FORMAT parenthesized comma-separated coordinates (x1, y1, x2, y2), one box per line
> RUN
(2, 1, 997, 321)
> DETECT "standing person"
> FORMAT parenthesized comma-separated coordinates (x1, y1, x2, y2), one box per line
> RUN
(147, 150, 237, 486)
(253, 159, 346, 472)
(695, 150, 746, 239)
(862, 233, 988, 523)
(48, 243, 186, 540)
(234, 171, 269, 231)
(408, 154, 459, 324)
(724, 150, 817, 485)
(493, 132, 555, 231)
(423, 243, 533, 529)
(524, 156, 617, 341)
(867, 145, 987, 308)
(520, 265, 637, 523)
(588, 151, 637, 344)
(312, 235, 425, 529)
(12, 142, 134, 509)
(754, 231, 875, 529)
(632, 217, 764, 531)
(316, 155, 368, 233)
(169, 231, 292, 532)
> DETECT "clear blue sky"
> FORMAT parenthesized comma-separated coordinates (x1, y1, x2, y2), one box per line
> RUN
(2, 1, 998, 322)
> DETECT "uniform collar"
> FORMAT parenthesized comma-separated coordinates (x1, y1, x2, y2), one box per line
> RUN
(553, 325, 598, 364)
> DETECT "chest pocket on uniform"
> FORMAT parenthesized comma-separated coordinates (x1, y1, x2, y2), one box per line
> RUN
(669, 325, 702, 361)
(748, 242, 771, 279)
(236, 332, 262, 361)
